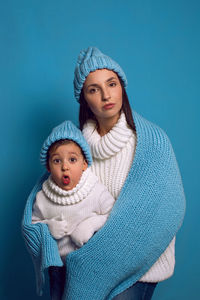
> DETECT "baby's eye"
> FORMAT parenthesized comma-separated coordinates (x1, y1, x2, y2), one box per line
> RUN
(69, 157, 77, 163)
(53, 158, 61, 164)
(53, 159, 61, 164)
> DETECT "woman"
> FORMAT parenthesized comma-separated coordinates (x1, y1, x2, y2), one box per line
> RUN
(22, 47, 185, 300)
(65, 47, 185, 299)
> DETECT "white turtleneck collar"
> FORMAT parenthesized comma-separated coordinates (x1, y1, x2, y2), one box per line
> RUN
(42, 168, 98, 205)
(82, 112, 134, 160)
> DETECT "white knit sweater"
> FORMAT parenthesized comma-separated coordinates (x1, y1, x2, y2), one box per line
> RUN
(32, 168, 115, 262)
(83, 112, 175, 282)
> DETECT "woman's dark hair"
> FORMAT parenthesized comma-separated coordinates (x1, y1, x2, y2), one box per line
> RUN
(79, 77, 136, 132)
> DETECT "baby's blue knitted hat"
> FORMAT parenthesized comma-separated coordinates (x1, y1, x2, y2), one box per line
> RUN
(40, 120, 92, 167)
(74, 46, 128, 102)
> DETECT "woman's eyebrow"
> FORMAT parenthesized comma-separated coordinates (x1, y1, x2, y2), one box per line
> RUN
(85, 77, 117, 89)
(85, 83, 99, 88)
(106, 76, 117, 82)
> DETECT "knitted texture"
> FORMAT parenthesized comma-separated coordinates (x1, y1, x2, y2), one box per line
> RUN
(42, 168, 98, 205)
(32, 168, 115, 262)
(63, 111, 186, 299)
(22, 111, 186, 299)
(22, 171, 63, 296)
(83, 112, 136, 199)
(74, 46, 128, 101)
(140, 237, 176, 282)
(83, 112, 176, 282)
(40, 120, 92, 167)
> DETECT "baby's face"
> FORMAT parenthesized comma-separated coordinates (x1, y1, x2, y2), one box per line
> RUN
(48, 142, 88, 191)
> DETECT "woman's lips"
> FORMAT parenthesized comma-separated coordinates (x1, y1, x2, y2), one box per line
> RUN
(103, 103, 115, 110)
(62, 175, 70, 185)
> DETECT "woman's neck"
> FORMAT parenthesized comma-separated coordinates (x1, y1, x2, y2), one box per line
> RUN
(96, 113, 121, 136)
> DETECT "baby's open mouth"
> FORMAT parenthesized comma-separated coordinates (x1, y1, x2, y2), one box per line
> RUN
(62, 175, 70, 185)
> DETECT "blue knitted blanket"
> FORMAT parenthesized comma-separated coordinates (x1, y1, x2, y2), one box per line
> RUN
(22, 111, 185, 299)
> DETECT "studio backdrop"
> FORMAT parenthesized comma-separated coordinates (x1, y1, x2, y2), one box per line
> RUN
(0, 1, 199, 299)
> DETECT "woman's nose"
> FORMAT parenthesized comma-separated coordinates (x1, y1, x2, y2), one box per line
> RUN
(101, 87, 111, 101)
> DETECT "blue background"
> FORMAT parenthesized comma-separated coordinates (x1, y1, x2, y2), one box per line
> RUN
(0, 0, 199, 299)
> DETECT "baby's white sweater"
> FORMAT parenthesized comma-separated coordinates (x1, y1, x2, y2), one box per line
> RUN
(83, 112, 175, 282)
(32, 168, 115, 261)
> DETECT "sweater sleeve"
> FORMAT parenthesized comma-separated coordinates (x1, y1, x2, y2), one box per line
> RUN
(32, 191, 47, 223)
(70, 215, 107, 247)
(70, 186, 115, 247)
(63, 124, 186, 300)
(98, 187, 115, 215)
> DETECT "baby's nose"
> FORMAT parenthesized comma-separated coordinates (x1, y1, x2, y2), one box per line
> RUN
(62, 162, 69, 170)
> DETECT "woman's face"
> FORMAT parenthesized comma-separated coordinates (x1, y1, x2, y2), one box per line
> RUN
(83, 69, 123, 125)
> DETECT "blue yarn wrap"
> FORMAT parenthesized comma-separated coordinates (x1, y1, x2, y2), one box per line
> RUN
(22, 111, 186, 299)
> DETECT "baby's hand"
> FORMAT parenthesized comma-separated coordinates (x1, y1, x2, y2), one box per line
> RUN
(47, 214, 69, 240)
(71, 222, 96, 247)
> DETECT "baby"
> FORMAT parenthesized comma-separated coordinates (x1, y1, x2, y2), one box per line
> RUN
(32, 120, 115, 299)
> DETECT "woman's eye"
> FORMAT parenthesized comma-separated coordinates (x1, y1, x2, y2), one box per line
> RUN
(109, 82, 117, 87)
(89, 87, 98, 94)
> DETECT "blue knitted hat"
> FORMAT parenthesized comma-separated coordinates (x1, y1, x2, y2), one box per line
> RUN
(74, 46, 128, 102)
(40, 121, 92, 167)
